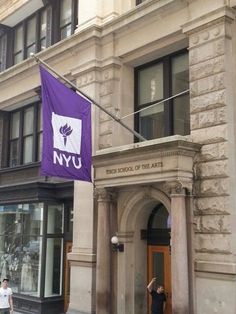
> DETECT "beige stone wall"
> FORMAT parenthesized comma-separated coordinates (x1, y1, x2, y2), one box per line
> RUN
(2, 1, 236, 314)
(183, 5, 236, 313)
(185, 7, 235, 263)
(0, 0, 28, 20)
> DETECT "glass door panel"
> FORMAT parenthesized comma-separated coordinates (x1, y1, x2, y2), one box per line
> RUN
(148, 246, 172, 314)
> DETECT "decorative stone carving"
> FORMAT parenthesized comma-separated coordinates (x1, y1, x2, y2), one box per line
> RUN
(164, 180, 193, 195)
(95, 187, 117, 202)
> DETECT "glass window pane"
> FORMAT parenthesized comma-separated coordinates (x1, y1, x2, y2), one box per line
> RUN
(14, 52, 23, 64)
(26, 44, 36, 58)
(14, 25, 23, 53)
(22, 203, 44, 235)
(10, 140, 19, 167)
(27, 17, 36, 46)
(23, 136, 33, 164)
(44, 238, 63, 297)
(0, 203, 43, 297)
(60, 0, 72, 27)
(173, 94, 190, 135)
(20, 236, 42, 296)
(10, 112, 20, 139)
(47, 204, 63, 234)
(140, 103, 164, 139)
(23, 107, 34, 135)
(40, 10, 47, 39)
(37, 132, 42, 161)
(60, 25, 72, 39)
(153, 252, 164, 286)
(38, 104, 43, 132)
(40, 38, 46, 51)
(151, 205, 170, 229)
(172, 53, 189, 94)
(172, 53, 190, 135)
(138, 63, 163, 106)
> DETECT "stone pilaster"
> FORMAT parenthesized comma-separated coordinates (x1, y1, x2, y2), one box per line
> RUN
(96, 188, 112, 314)
(98, 58, 123, 149)
(169, 182, 189, 314)
(67, 181, 96, 314)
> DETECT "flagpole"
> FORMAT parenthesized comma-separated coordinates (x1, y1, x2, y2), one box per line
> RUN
(33, 55, 146, 142)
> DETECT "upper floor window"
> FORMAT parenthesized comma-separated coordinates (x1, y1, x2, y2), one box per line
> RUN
(13, 7, 50, 66)
(9, 103, 42, 167)
(0, 29, 8, 71)
(135, 50, 189, 140)
(0, 0, 78, 69)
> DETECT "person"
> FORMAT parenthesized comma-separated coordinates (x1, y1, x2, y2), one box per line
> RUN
(0, 278, 13, 314)
(147, 277, 166, 314)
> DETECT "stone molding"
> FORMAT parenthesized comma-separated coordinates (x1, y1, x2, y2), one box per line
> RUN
(182, 6, 235, 36)
(95, 187, 117, 200)
(68, 252, 96, 263)
(195, 260, 236, 275)
(164, 180, 192, 195)
(116, 231, 134, 243)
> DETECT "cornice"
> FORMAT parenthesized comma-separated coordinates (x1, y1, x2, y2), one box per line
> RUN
(182, 6, 235, 35)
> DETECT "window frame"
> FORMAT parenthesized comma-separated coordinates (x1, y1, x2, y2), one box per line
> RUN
(134, 49, 189, 141)
(0, 25, 11, 71)
(8, 102, 42, 167)
(1, 0, 78, 71)
(12, 8, 50, 65)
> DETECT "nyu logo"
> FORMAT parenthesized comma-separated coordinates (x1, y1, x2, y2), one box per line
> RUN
(52, 112, 82, 169)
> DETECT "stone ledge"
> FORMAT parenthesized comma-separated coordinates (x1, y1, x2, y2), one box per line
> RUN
(195, 260, 236, 274)
(68, 252, 96, 263)
(182, 6, 235, 35)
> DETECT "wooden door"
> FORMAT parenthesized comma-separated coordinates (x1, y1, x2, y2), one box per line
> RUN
(148, 245, 172, 314)
(64, 242, 72, 313)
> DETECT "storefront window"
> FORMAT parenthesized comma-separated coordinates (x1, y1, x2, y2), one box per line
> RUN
(0, 203, 43, 296)
(47, 204, 63, 234)
(44, 238, 63, 297)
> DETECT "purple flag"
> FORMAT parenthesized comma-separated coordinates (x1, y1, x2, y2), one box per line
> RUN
(40, 66, 92, 182)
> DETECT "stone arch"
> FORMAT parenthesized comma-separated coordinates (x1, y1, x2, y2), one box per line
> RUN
(116, 186, 171, 314)
(119, 186, 171, 232)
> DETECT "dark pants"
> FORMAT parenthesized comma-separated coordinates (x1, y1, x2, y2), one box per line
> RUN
(0, 308, 10, 314)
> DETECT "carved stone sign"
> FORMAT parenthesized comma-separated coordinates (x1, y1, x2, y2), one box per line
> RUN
(105, 161, 163, 175)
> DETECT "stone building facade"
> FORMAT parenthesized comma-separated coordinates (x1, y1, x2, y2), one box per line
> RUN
(1, 0, 236, 314)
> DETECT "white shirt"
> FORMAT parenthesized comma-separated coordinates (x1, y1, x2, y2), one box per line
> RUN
(0, 287, 12, 309)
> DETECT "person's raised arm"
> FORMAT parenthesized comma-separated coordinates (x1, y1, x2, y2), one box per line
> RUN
(147, 277, 156, 292)
(9, 294, 13, 313)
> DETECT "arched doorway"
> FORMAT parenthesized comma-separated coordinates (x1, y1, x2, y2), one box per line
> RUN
(147, 204, 172, 314)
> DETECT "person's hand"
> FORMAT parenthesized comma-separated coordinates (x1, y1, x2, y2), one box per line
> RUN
(152, 277, 156, 283)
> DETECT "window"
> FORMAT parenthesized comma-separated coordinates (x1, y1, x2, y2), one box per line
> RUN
(45, 204, 63, 297)
(9, 103, 42, 167)
(0, 202, 64, 298)
(0, 203, 43, 296)
(13, 8, 50, 66)
(135, 51, 189, 140)
(13, 25, 24, 64)
(11, 1, 78, 66)
(0, 30, 7, 71)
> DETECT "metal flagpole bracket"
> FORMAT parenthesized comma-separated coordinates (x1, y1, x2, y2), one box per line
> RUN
(33, 54, 146, 142)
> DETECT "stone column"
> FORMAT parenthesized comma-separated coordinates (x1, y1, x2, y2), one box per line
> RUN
(96, 188, 111, 314)
(67, 181, 96, 314)
(170, 182, 189, 314)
